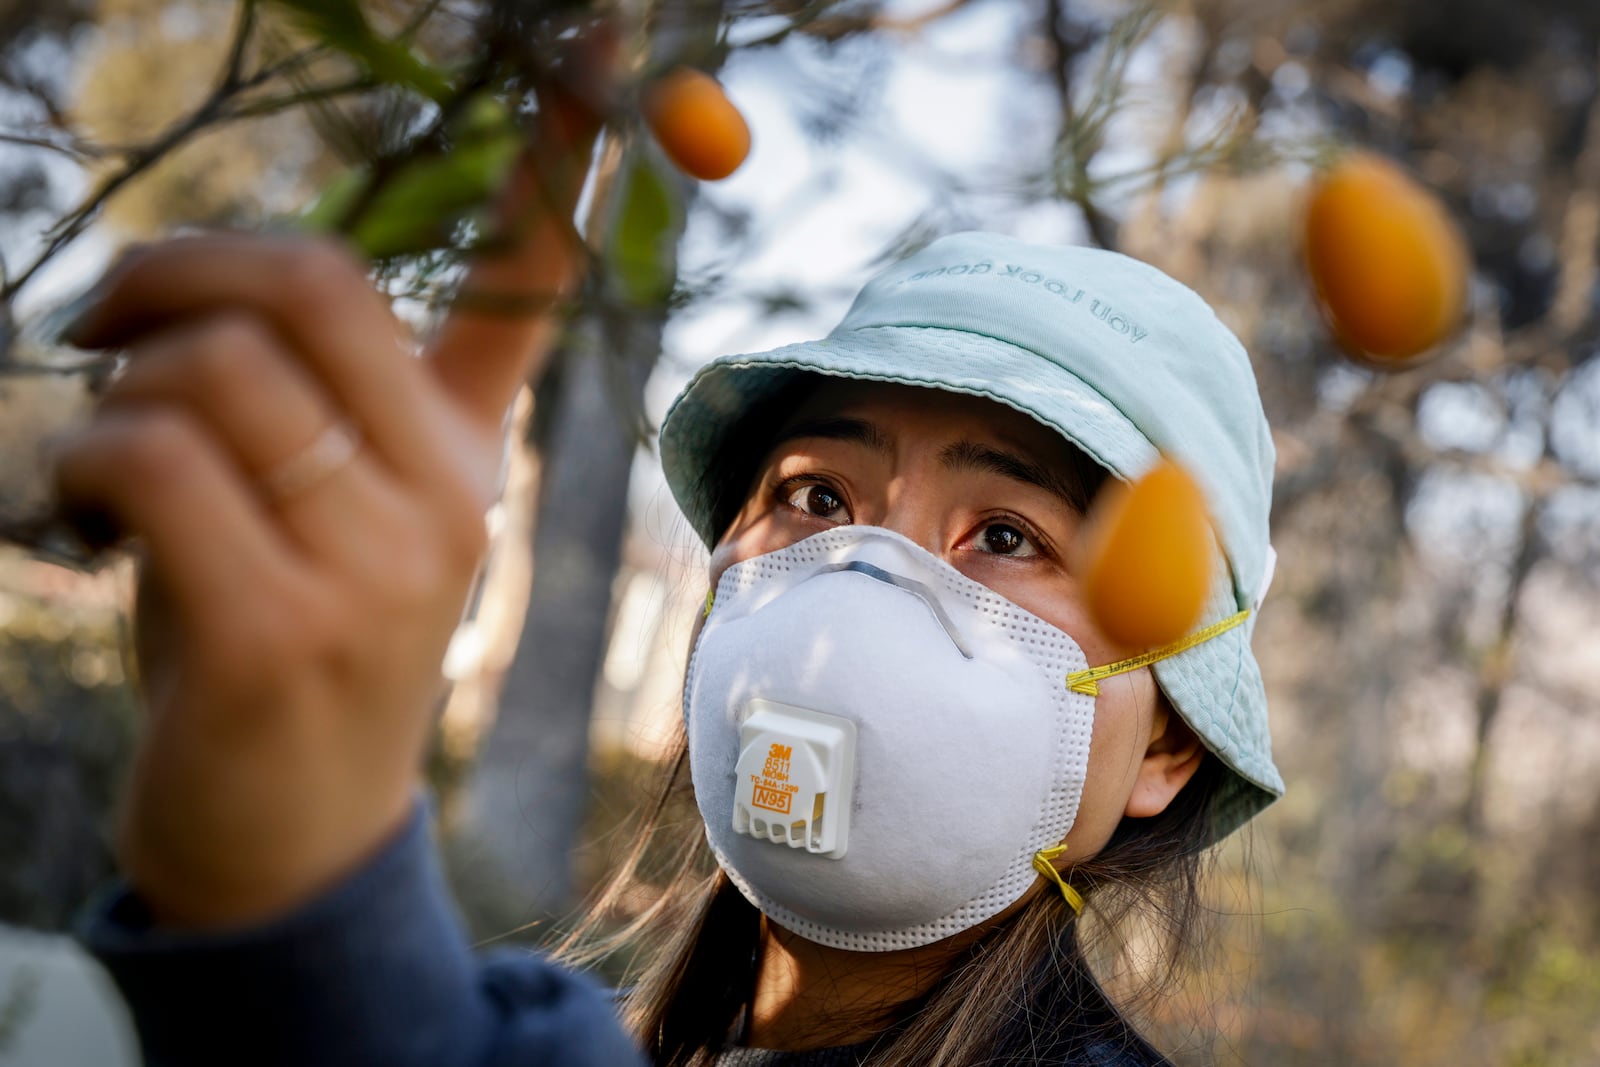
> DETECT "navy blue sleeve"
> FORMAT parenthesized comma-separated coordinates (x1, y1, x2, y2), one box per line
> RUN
(77, 803, 647, 1067)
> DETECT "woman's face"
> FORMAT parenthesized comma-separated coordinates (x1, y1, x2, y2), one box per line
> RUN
(709, 378, 1187, 860)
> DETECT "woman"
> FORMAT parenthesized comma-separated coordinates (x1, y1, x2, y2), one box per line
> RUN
(572, 230, 1280, 1066)
(66, 225, 1280, 1066)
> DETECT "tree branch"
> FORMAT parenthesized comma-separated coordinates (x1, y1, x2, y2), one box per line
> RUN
(1547, 45, 1600, 338)
(398, 0, 452, 45)
(0, 66, 71, 131)
(1463, 486, 1545, 838)
(0, 131, 105, 161)
(1, 94, 226, 303)
(0, 5, 348, 305)
(806, 0, 975, 40)
(225, 76, 378, 120)
(1038, 0, 1158, 249)
(728, 0, 976, 51)
(219, 0, 260, 92)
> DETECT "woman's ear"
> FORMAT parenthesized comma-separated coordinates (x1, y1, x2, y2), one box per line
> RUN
(1124, 699, 1206, 819)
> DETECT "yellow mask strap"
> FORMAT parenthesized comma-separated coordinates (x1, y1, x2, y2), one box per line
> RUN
(703, 588, 715, 618)
(1031, 844, 1084, 914)
(1064, 609, 1251, 697)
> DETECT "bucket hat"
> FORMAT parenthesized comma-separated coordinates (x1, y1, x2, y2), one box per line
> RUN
(659, 231, 1282, 839)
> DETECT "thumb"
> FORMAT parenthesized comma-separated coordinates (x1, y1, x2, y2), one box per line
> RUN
(425, 92, 603, 434)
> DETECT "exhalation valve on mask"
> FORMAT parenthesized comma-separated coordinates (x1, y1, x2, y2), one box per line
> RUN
(732, 699, 856, 859)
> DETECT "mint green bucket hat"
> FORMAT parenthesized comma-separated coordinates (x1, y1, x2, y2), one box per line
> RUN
(658, 231, 1282, 840)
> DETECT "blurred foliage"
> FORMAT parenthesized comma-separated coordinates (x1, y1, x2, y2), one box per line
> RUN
(71, 0, 320, 234)
(0, 563, 135, 931)
(609, 149, 682, 305)
(1087, 2, 1600, 1062)
(1, 0, 1599, 1064)
(272, 0, 453, 103)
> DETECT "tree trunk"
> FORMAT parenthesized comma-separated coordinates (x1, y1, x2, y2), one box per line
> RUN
(459, 314, 660, 925)
(456, 0, 728, 932)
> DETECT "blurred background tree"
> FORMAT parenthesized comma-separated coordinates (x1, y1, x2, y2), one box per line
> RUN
(2, 0, 1599, 1064)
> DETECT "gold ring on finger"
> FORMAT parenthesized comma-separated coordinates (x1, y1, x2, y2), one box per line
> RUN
(261, 420, 362, 503)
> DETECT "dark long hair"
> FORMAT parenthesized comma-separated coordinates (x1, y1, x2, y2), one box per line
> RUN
(556, 732, 1227, 1066)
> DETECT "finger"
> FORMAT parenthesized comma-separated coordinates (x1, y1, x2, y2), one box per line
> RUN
(97, 312, 408, 569)
(425, 90, 604, 436)
(53, 409, 302, 625)
(101, 313, 342, 488)
(66, 235, 442, 483)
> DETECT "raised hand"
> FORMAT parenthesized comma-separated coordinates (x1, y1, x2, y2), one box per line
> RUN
(52, 106, 599, 928)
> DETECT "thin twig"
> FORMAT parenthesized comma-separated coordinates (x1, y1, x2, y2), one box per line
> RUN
(0, 6, 339, 305)
(220, 0, 259, 91)
(807, 0, 976, 41)
(1464, 481, 1545, 838)
(1085, 113, 1286, 194)
(1042, 0, 1118, 247)
(2, 98, 228, 302)
(0, 68, 70, 129)
(721, 0, 851, 50)
(225, 76, 378, 119)
(0, 131, 105, 161)
(1547, 44, 1600, 338)
(398, 0, 451, 44)
(240, 40, 331, 92)
(728, 0, 974, 51)
(0, 1, 262, 302)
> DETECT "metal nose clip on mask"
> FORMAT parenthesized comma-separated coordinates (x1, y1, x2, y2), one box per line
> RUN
(684, 526, 1249, 953)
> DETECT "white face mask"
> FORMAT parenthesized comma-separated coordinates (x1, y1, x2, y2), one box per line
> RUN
(684, 526, 1098, 952)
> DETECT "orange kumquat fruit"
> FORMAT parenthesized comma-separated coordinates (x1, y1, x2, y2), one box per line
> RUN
(1077, 457, 1214, 650)
(642, 67, 751, 181)
(1302, 150, 1470, 366)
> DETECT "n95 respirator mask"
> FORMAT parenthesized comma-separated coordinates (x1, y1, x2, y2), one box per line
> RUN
(683, 526, 1097, 953)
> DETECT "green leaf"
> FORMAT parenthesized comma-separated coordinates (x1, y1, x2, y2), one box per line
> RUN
(452, 92, 515, 142)
(298, 125, 523, 260)
(296, 166, 371, 234)
(269, 0, 452, 103)
(608, 154, 680, 306)
(355, 134, 523, 259)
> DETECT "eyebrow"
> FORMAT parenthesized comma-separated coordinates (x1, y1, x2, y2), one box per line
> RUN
(769, 415, 894, 457)
(939, 440, 1091, 514)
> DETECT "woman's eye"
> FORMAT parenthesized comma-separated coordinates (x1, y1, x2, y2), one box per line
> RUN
(786, 483, 849, 521)
(977, 523, 1036, 557)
